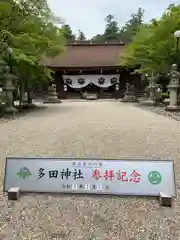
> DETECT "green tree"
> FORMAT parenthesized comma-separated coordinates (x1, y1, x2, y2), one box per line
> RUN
(91, 34, 105, 42)
(121, 4, 180, 75)
(0, 0, 65, 106)
(91, 14, 119, 42)
(104, 14, 119, 40)
(77, 30, 86, 41)
(120, 7, 144, 42)
(91, 10, 144, 43)
(61, 24, 75, 42)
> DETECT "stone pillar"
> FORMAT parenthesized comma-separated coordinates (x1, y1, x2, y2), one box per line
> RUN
(165, 64, 180, 111)
(3, 67, 18, 116)
(0, 59, 6, 85)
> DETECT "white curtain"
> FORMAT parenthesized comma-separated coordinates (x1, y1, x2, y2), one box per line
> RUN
(63, 75, 91, 88)
(91, 75, 120, 88)
(62, 74, 120, 89)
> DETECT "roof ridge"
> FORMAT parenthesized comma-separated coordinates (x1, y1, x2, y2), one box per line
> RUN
(69, 40, 128, 46)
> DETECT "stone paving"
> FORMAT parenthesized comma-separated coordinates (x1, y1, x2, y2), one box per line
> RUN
(0, 101, 180, 239)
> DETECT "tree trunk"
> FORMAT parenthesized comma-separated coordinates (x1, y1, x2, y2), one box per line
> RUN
(27, 90, 32, 104)
(19, 80, 25, 107)
(27, 79, 33, 104)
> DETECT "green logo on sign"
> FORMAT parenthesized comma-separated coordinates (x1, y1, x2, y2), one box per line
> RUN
(148, 171, 162, 185)
(17, 167, 32, 179)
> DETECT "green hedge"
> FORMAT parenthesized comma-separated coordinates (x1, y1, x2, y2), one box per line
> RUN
(161, 92, 169, 98)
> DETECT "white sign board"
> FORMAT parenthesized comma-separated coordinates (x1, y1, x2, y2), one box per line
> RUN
(3, 157, 176, 197)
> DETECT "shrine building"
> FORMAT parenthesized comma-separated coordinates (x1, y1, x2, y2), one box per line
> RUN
(43, 41, 142, 99)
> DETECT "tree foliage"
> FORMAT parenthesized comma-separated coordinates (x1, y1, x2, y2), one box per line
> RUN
(77, 30, 86, 41)
(121, 4, 180, 74)
(104, 15, 119, 41)
(61, 24, 76, 42)
(0, 0, 66, 104)
(119, 8, 144, 42)
(92, 14, 119, 42)
(91, 8, 144, 43)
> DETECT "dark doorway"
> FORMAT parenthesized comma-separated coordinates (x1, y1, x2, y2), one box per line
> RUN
(83, 84, 100, 93)
(66, 83, 115, 99)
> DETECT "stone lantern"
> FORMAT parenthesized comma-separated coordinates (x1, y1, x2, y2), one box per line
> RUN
(3, 66, 18, 116)
(0, 59, 7, 88)
(0, 60, 6, 113)
(43, 83, 62, 104)
(165, 64, 180, 111)
(147, 76, 157, 101)
(121, 82, 139, 102)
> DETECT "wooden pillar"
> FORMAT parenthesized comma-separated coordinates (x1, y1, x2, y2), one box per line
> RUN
(54, 71, 67, 99)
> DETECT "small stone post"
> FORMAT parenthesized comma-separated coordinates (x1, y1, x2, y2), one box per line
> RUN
(3, 66, 18, 116)
(165, 64, 180, 111)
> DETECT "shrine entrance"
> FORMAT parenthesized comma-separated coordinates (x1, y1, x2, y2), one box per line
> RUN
(83, 83, 100, 93)
(45, 41, 142, 99)
(62, 74, 119, 99)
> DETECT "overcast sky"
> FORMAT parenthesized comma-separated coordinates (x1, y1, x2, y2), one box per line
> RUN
(48, 0, 178, 39)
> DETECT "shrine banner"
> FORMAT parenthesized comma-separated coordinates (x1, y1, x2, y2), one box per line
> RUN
(3, 157, 176, 197)
(62, 75, 120, 89)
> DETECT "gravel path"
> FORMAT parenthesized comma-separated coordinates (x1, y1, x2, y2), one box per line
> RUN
(0, 101, 180, 240)
(136, 103, 180, 122)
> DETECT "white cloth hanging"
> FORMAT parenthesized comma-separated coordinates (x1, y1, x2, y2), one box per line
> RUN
(62, 74, 120, 89)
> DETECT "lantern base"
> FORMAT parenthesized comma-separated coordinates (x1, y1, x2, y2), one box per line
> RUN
(121, 93, 139, 102)
(165, 105, 180, 112)
(4, 106, 18, 117)
(43, 96, 62, 104)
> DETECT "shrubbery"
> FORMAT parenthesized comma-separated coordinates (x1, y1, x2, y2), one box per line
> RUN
(161, 92, 169, 98)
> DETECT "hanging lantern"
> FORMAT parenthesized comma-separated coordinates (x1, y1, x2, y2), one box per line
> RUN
(78, 78, 85, 85)
(65, 78, 72, 85)
(115, 83, 119, 91)
(98, 77, 105, 85)
(110, 77, 118, 84)
(64, 85, 67, 91)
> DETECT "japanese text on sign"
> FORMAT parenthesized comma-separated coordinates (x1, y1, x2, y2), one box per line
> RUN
(37, 168, 84, 180)
(92, 169, 141, 183)
(3, 157, 176, 197)
(36, 167, 141, 183)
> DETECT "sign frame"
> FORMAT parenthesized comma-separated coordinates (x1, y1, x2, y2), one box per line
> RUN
(3, 157, 177, 198)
